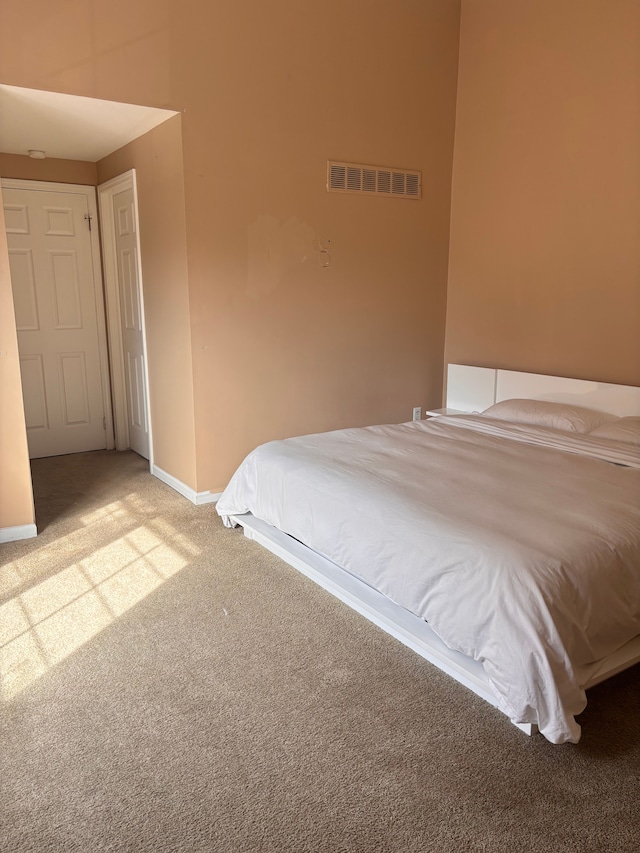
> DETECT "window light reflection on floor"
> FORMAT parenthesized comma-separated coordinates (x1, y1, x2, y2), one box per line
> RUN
(0, 510, 200, 701)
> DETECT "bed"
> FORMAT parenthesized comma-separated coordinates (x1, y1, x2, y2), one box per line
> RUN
(216, 366, 640, 744)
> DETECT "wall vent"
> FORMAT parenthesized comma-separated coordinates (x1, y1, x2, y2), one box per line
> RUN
(327, 161, 421, 200)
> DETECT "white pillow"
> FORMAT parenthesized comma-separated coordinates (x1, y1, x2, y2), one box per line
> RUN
(587, 417, 640, 446)
(481, 398, 616, 434)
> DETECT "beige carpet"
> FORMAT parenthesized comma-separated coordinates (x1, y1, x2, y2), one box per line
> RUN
(1, 450, 638, 853)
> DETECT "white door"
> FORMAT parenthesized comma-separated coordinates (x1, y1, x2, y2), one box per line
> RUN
(3, 185, 109, 459)
(112, 186, 149, 459)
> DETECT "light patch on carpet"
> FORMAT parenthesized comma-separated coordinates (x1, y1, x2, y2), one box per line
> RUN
(80, 500, 132, 528)
(0, 516, 199, 701)
(0, 563, 22, 599)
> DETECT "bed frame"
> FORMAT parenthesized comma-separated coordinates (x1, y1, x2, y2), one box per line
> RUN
(445, 364, 640, 417)
(230, 366, 640, 737)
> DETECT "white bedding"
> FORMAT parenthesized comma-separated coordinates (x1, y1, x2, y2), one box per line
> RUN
(216, 415, 640, 744)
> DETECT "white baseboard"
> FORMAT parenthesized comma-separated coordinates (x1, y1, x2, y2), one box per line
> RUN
(0, 523, 38, 543)
(194, 490, 222, 505)
(151, 465, 221, 505)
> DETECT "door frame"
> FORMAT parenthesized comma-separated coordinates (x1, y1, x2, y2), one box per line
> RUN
(98, 169, 153, 465)
(1, 177, 115, 451)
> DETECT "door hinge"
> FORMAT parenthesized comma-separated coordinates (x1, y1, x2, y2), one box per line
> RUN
(85, 213, 93, 231)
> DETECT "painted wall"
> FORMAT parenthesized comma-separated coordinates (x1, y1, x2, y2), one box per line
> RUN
(97, 116, 197, 490)
(446, 0, 640, 386)
(0, 0, 461, 493)
(0, 0, 173, 109)
(0, 181, 35, 532)
(0, 154, 96, 186)
(2, 0, 637, 503)
(176, 0, 461, 490)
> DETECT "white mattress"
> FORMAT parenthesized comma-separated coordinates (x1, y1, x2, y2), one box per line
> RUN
(216, 415, 640, 744)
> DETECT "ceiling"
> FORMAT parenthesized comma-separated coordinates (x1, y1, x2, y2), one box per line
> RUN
(0, 84, 179, 163)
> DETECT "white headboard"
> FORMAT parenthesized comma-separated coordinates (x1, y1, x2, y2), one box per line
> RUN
(446, 365, 640, 418)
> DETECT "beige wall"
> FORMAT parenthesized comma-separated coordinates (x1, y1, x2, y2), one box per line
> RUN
(176, 0, 460, 490)
(2, 0, 637, 503)
(0, 182, 35, 531)
(446, 0, 640, 386)
(0, 0, 461, 493)
(0, 0, 173, 108)
(0, 153, 96, 185)
(97, 116, 197, 490)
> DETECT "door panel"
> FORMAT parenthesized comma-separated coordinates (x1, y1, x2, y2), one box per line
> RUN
(50, 251, 82, 328)
(58, 352, 91, 425)
(3, 186, 107, 458)
(19, 354, 48, 430)
(3, 201, 30, 233)
(8, 248, 39, 329)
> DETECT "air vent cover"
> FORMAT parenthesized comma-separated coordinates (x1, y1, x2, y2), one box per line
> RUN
(327, 161, 421, 200)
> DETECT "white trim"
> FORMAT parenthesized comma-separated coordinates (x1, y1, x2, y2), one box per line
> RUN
(2, 178, 96, 196)
(151, 464, 221, 504)
(152, 464, 197, 502)
(1, 178, 115, 450)
(0, 523, 37, 543)
(97, 170, 153, 464)
(195, 490, 223, 505)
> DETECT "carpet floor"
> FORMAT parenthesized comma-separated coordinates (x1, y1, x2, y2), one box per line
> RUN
(1, 450, 638, 852)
